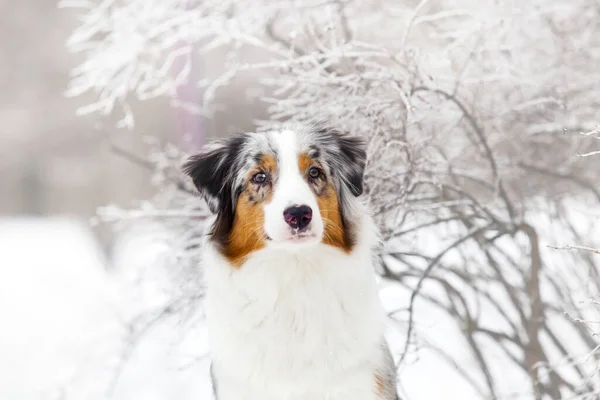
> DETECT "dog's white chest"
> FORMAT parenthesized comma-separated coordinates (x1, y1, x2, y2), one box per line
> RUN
(204, 245, 386, 400)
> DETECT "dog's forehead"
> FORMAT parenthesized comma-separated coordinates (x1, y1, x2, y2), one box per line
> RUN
(238, 129, 316, 160)
(231, 126, 339, 185)
(276, 126, 335, 155)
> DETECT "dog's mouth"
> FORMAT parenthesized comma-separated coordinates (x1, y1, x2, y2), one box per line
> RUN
(265, 233, 318, 243)
(291, 233, 317, 240)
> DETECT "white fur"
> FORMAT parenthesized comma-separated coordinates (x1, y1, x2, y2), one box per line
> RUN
(203, 130, 390, 400)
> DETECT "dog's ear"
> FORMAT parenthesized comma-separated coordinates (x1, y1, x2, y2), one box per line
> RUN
(333, 132, 366, 197)
(183, 136, 243, 214)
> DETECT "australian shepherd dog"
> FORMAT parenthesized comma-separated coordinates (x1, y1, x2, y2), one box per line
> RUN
(183, 123, 397, 400)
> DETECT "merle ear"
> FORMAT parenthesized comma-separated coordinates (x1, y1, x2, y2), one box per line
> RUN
(333, 132, 366, 197)
(182, 138, 239, 214)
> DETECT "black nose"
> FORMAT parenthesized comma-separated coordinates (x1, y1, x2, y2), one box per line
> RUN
(283, 205, 313, 230)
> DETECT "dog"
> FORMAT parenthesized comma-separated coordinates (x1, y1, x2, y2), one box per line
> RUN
(183, 122, 397, 400)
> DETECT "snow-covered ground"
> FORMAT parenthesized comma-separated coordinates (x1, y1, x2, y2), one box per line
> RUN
(0, 217, 114, 399)
(0, 218, 211, 400)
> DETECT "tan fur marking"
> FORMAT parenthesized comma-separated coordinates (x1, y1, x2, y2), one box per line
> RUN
(225, 193, 266, 267)
(375, 375, 385, 396)
(225, 155, 276, 267)
(317, 184, 350, 252)
(298, 153, 312, 172)
(298, 153, 350, 252)
(375, 374, 385, 396)
(260, 154, 277, 174)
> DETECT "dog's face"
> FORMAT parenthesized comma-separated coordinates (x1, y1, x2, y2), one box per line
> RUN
(183, 123, 366, 266)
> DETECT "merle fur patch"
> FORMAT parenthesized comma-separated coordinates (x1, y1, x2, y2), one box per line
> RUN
(306, 123, 366, 197)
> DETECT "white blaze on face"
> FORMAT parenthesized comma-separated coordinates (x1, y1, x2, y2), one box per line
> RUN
(263, 130, 324, 247)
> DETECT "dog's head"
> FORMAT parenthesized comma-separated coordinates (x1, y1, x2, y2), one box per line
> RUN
(183, 123, 366, 266)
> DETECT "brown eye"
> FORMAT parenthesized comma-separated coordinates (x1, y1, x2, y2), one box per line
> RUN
(308, 167, 321, 179)
(252, 172, 268, 184)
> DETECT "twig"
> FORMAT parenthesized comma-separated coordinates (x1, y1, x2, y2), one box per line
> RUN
(577, 150, 600, 158)
(547, 244, 600, 255)
(110, 143, 197, 196)
(396, 223, 493, 365)
(411, 86, 517, 223)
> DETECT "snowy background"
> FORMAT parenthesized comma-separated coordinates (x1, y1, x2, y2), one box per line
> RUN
(1, 0, 599, 399)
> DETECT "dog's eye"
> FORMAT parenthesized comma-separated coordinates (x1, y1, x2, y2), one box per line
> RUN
(308, 167, 321, 179)
(252, 172, 268, 184)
